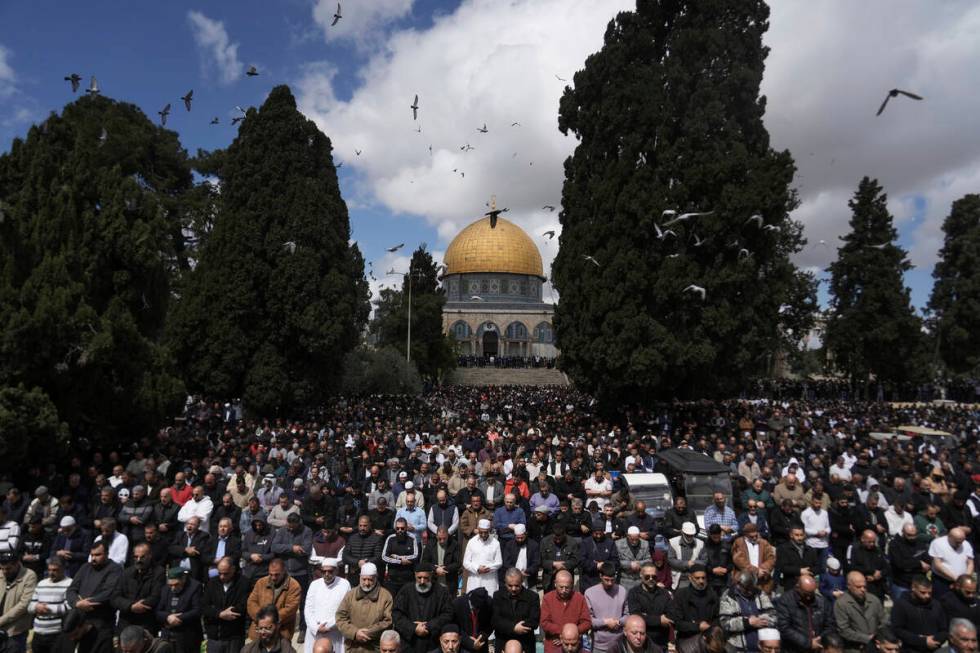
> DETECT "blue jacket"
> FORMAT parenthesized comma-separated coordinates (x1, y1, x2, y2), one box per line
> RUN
(493, 506, 526, 541)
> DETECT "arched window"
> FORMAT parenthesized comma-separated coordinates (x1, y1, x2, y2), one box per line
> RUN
(451, 321, 471, 340)
(534, 322, 554, 343)
(506, 322, 529, 340)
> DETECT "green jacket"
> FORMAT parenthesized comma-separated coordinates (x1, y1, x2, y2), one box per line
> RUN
(833, 592, 885, 653)
(913, 514, 946, 543)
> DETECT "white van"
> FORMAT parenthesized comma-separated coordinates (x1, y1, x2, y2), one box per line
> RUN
(620, 472, 673, 520)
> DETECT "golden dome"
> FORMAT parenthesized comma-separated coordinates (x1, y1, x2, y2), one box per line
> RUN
(444, 216, 544, 278)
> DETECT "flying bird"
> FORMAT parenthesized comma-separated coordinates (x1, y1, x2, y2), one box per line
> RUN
(87, 76, 100, 95)
(818, 239, 829, 248)
(543, 230, 556, 239)
(158, 103, 171, 126)
(477, 123, 488, 133)
(98, 127, 107, 146)
(387, 243, 405, 253)
(410, 94, 419, 120)
(684, 284, 706, 300)
(235, 105, 247, 115)
(355, 149, 362, 156)
(654, 223, 677, 240)
(210, 117, 219, 125)
(664, 211, 714, 226)
(876, 89, 923, 116)
(64, 73, 82, 93)
(868, 242, 890, 250)
(511, 122, 521, 127)
(555, 74, 567, 82)
(745, 214, 764, 227)
(542, 205, 555, 212)
(246, 65, 259, 77)
(283, 241, 297, 254)
(762, 224, 779, 232)
(667, 253, 680, 259)
(470, 295, 485, 301)
(460, 143, 474, 152)
(331, 2, 342, 26)
(485, 206, 509, 229)
(738, 248, 751, 259)
(692, 233, 705, 247)
(335, 162, 343, 169)
(181, 90, 193, 112)
(583, 255, 600, 267)
(231, 116, 244, 125)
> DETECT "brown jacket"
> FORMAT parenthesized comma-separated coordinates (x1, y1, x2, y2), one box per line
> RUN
(731, 536, 776, 576)
(459, 507, 491, 539)
(246, 575, 302, 640)
(335, 585, 393, 653)
(0, 566, 38, 636)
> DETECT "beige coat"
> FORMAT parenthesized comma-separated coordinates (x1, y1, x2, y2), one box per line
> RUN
(335, 585, 393, 653)
(247, 575, 303, 640)
(0, 566, 38, 636)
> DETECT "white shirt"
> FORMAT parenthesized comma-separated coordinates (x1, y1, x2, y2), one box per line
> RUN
(929, 536, 974, 580)
(93, 532, 129, 566)
(801, 507, 830, 549)
(745, 540, 760, 567)
(463, 534, 502, 594)
(304, 575, 351, 653)
(828, 464, 851, 481)
(584, 477, 612, 509)
(884, 507, 914, 537)
(177, 496, 215, 533)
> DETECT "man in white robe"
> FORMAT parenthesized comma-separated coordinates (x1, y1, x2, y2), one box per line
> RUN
(304, 558, 352, 653)
(463, 519, 501, 594)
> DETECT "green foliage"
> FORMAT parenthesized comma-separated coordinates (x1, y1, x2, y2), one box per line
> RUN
(341, 347, 422, 395)
(0, 384, 69, 466)
(825, 177, 927, 385)
(928, 194, 980, 375)
(169, 86, 363, 415)
(551, 0, 813, 403)
(369, 245, 455, 380)
(0, 95, 188, 462)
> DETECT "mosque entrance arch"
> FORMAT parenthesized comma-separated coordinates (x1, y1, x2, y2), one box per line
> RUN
(482, 330, 498, 357)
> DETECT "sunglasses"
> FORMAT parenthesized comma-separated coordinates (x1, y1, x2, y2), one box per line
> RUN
(641, 574, 657, 580)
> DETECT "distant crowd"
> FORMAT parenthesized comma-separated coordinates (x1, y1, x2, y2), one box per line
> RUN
(455, 356, 557, 369)
(0, 387, 979, 653)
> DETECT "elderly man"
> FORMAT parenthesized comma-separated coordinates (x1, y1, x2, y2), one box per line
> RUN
(929, 527, 975, 598)
(833, 571, 884, 653)
(492, 494, 526, 544)
(118, 624, 173, 653)
(541, 570, 591, 653)
(202, 556, 249, 653)
(616, 526, 652, 591)
(178, 486, 215, 534)
(500, 523, 540, 588)
(421, 526, 461, 592)
(846, 530, 888, 599)
(335, 562, 394, 653)
(93, 516, 129, 566)
(156, 568, 203, 653)
(0, 551, 38, 653)
(169, 516, 211, 582)
(379, 630, 400, 653)
(758, 629, 781, 653)
(719, 570, 776, 653)
(948, 618, 979, 653)
(620, 614, 664, 653)
(396, 493, 427, 547)
(492, 568, 541, 653)
(667, 522, 705, 589)
(391, 564, 453, 653)
(774, 576, 835, 653)
(703, 492, 738, 543)
(305, 558, 351, 653)
(434, 625, 463, 653)
(732, 523, 776, 592)
(463, 519, 501, 594)
(888, 523, 929, 601)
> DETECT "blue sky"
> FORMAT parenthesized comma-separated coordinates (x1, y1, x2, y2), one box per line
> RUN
(3, 1, 979, 311)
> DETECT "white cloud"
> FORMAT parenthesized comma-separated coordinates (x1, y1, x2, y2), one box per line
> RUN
(187, 11, 243, 85)
(297, 0, 980, 302)
(0, 44, 17, 99)
(312, 0, 415, 47)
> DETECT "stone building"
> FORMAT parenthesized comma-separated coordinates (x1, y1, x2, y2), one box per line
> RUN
(441, 213, 557, 358)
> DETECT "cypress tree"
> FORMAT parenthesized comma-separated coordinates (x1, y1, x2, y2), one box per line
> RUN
(0, 95, 189, 461)
(169, 85, 362, 414)
(928, 194, 980, 375)
(825, 177, 926, 388)
(551, 0, 810, 402)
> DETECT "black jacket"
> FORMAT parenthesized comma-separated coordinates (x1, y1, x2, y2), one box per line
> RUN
(770, 509, 804, 546)
(241, 527, 275, 581)
(578, 536, 619, 590)
(452, 589, 493, 653)
(168, 530, 211, 582)
(156, 578, 203, 639)
(845, 546, 888, 598)
(382, 533, 420, 585)
(420, 539, 462, 592)
(392, 584, 454, 653)
(342, 532, 383, 582)
(491, 587, 540, 653)
(113, 565, 166, 631)
(627, 584, 672, 648)
(890, 594, 948, 653)
(888, 535, 929, 587)
(662, 510, 697, 540)
(201, 573, 249, 641)
(940, 590, 980, 627)
(774, 589, 836, 653)
(66, 560, 124, 626)
(499, 539, 541, 587)
(775, 542, 821, 591)
(539, 536, 580, 590)
(667, 585, 720, 640)
(204, 535, 243, 573)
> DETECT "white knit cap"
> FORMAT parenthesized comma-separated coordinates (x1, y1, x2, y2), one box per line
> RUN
(513, 524, 526, 535)
(758, 629, 780, 642)
(477, 519, 491, 529)
(360, 562, 378, 577)
(321, 558, 339, 569)
(627, 526, 641, 536)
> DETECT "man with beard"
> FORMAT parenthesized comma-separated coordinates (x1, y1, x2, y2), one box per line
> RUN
(732, 523, 776, 593)
(458, 495, 491, 550)
(663, 497, 698, 540)
(948, 618, 979, 653)
(617, 526, 652, 591)
(701, 525, 732, 595)
(451, 587, 492, 653)
(492, 568, 541, 653)
(421, 527, 461, 592)
(209, 494, 241, 536)
(273, 513, 314, 641)
(343, 516, 383, 585)
(118, 624, 173, 653)
(0, 552, 37, 653)
(668, 522, 705, 590)
(889, 523, 929, 601)
(114, 542, 165, 634)
(580, 518, 620, 591)
(627, 562, 672, 650)
(392, 565, 453, 653)
(500, 524, 540, 589)
(833, 572, 884, 653)
(304, 559, 351, 653)
(774, 576, 835, 653)
(312, 522, 346, 573)
(26, 557, 71, 653)
(845, 530, 888, 600)
(247, 559, 303, 641)
(770, 500, 803, 548)
(462, 520, 501, 594)
(940, 575, 980, 626)
(65, 541, 123, 653)
(382, 518, 421, 598)
(119, 486, 154, 541)
(156, 568, 203, 653)
(202, 557, 249, 653)
(427, 490, 460, 541)
(336, 562, 394, 653)
(303, 484, 339, 534)
(719, 570, 776, 653)
(370, 498, 397, 538)
(890, 575, 948, 653)
(242, 515, 275, 585)
(667, 565, 720, 652)
(541, 524, 580, 591)
(775, 527, 820, 593)
(242, 605, 295, 653)
(828, 495, 857, 563)
(541, 570, 591, 653)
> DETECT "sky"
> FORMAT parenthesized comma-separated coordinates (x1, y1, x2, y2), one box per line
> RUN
(2, 0, 979, 310)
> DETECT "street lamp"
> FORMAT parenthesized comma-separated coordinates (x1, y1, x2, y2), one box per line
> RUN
(386, 266, 426, 363)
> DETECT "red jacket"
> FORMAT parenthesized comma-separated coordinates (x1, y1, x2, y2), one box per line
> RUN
(540, 589, 591, 653)
(170, 484, 193, 507)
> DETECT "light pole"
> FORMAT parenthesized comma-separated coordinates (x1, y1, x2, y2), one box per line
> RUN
(386, 266, 425, 363)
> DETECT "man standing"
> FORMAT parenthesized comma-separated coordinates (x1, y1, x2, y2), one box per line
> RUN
(168, 516, 210, 582)
(541, 525, 580, 591)
(580, 518, 620, 591)
(619, 614, 665, 653)
(586, 562, 630, 653)
(66, 541, 123, 653)
(462, 520, 501, 594)
(616, 526, 652, 591)
(242, 515, 276, 585)
(500, 524, 540, 589)
(929, 527, 974, 598)
(26, 557, 72, 653)
(719, 570, 776, 653)
(492, 495, 526, 545)
(178, 486, 215, 534)
(0, 552, 38, 653)
(667, 523, 704, 590)
(156, 568, 203, 653)
(833, 572, 884, 653)
(247, 558, 303, 641)
(540, 569, 591, 653)
(427, 490, 460, 541)
(584, 469, 612, 510)
(800, 495, 830, 570)
(243, 605, 295, 653)
(205, 518, 242, 580)
(421, 527, 461, 592)
(888, 524, 929, 601)
(93, 517, 128, 566)
(392, 564, 453, 653)
(396, 494, 427, 548)
(343, 516, 383, 585)
(774, 576, 835, 653)
(273, 513, 314, 642)
(846, 530, 888, 600)
(304, 559, 351, 653)
(202, 557, 249, 653)
(335, 562, 394, 653)
(492, 568, 541, 653)
(941, 575, 980, 626)
(627, 562, 672, 650)
(775, 527, 819, 593)
(382, 518, 421, 598)
(114, 542, 165, 634)
(703, 493, 738, 543)
(889, 575, 948, 653)
(732, 523, 776, 593)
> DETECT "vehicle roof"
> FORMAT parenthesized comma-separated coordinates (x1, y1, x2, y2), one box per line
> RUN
(657, 448, 730, 474)
(622, 472, 670, 486)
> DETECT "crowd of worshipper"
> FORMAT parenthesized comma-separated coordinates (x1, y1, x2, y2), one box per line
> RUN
(1, 386, 980, 653)
(455, 356, 557, 369)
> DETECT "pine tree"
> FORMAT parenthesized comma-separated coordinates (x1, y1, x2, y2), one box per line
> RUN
(928, 194, 980, 375)
(551, 0, 811, 402)
(825, 177, 927, 388)
(169, 85, 362, 414)
(0, 95, 189, 463)
(370, 245, 455, 380)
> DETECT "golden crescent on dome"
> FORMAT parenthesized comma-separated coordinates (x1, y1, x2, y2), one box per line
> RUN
(443, 215, 544, 278)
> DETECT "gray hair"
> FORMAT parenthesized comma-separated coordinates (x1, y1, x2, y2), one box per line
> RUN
(380, 630, 401, 646)
(737, 569, 758, 588)
(950, 618, 977, 635)
(572, 498, 583, 509)
(119, 626, 147, 648)
(504, 567, 524, 582)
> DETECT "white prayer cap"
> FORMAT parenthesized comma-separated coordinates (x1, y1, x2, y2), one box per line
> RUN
(513, 524, 526, 535)
(681, 522, 697, 536)
(627, 526, 641, 536)
(60, 516, 76, 528)
(321, 558, 339, 569)
(360, 562, 378, 577)
(758, 629, 780, 642)
(405, 481, 414, 490)
(477, 519, 491, 530)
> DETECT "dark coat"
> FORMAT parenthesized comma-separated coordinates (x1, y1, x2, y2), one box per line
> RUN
(203, 535, 243, 572)
(627, 584, 673, 648)
(845, 546, 888, 598)
(202, 573, 249, 642)
(112, 565, 166, 632)
(775, 542, 821, 591)
(156, 577, 204, 652)
(241, 527, 275, 581)
(491, 587, 540, 653)
(52, 528, 92, 577)
(342, 532, 383, 582)
(168, 530, 211, 582)
(392, 583, 454, 653)
(769, 509, 804, 546)
(420, 539, 462, 592)
(888, 535, 929, 588)
(667, 586, 721, 640)
(452, 589, 493, 653)
(539, 536, 580, 590)
(774, 589, 836, 653)
(578, 536, 620, 590)
(499, 539, 541, 587)
(890, 594, 949, 653)
(940, 590, 980, 628)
